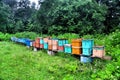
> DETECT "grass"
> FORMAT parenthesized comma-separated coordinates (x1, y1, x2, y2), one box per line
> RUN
(0, 41, 108, 80)
(0, 41, 79, 80)
(0, 31, 120, 80)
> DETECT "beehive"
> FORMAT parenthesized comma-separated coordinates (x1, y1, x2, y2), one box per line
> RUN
(92, 46, 105, 58)
(35, 43, 40, 48)
(80, 55, 92, 63)
(25, 39, 31, 46)
(30, 41, 33, 46)
(58, 46, 64, 52)
(40, 38, 44, 44)
(64, 44, 72, 53)
(71, 39, 82, 47)
(48, 39, 52, 45)
(48, 45, 52, 50)
(82, 48, 92, 56)
(52, 40, 58, 51)
(44, 43, 48, 49)
(40, 44, 44, 48)
(71, 39, 82, 55)
(35, 38, 40, 43)
(82, 39, 94, 48)
(72, 47, 82, 55)
(58, 39, 68, 46)
(32, 42, 36, 47)
(43, 37, 51, 43)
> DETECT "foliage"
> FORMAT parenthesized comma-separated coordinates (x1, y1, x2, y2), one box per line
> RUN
(0, 31, 120, 80)
(37, 0, 108, 35)
(14, 32, 39, 40)
(0, 32, 13, 41)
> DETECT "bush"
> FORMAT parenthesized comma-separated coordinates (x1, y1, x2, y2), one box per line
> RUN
(15, 32, 40, 40)
(56, 33, 79, 43)
(0, 32, 13, 41)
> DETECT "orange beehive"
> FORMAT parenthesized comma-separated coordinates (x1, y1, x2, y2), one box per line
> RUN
(48, 45, 52, 50)
(72, 47, 82, 55)
(92, 46, 105, 58)
(35, 43, 40, 48)
(35, 38, 40, 43)
(72, 39, 82, 47)
(48, 40, 52, 45)
(72, 39, 82, 55)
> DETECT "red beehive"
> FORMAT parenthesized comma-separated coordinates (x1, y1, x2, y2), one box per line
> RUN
(40, 44, 44, 48)
(35, 43, 40, 48)
(35, 38, 40, 43)
(58, 46, 64, 51)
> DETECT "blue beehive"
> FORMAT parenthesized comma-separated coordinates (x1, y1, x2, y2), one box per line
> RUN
(25, 39, 31, 46)
(82, 40, 94, 48)
(40, 39, 44, 44)
(64, 44, 72, 53)
(44, 42, 48, 49)
(80, 55, 93, 63)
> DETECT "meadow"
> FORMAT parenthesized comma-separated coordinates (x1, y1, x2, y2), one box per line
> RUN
(0, 31, 120, 80)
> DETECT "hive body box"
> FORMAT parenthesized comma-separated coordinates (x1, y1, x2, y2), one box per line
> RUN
(40, 38, 44, 44)
(80, 55, 92, 63)
(82, 39, 94, 56)
(44, 43, 48, 49)
(48, 39, 53, 50)
(52, 40, 58, 51)
(58, 39, 68, 52)
(92, 46, 105, 58)
(58, 39, 68, 46)
(72, 39, 82, 55)
(64, 44, 72, 53)
(82, 40, 94, 48)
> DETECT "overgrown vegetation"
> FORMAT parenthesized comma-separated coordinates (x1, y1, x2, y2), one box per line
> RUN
(0, 31, 120, 80)
(0, 0, 120, 80)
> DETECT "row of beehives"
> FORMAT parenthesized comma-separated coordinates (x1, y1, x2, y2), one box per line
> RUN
(11, 37, 110, 63)
(31, 37, 106, 62)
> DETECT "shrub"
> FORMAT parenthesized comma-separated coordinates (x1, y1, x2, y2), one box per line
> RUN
(15, 32, 39, 40)
(0, 32, 13, 41)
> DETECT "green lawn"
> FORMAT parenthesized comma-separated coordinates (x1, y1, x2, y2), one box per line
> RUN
(0, 41, 109, 80)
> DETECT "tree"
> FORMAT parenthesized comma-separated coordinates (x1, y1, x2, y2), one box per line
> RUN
(37, 0, 107, 35)
(0, 1, 11, 33)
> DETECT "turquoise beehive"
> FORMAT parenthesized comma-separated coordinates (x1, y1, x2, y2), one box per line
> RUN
(82, 48, 92, 56)
(82, 39, 94, 48)
(44, 43, 48, 49)
(58, 39, 68, 46)
(82, 39, 94, 56)
(64, 44, 72, 53)
(40, 39, 44, 44)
